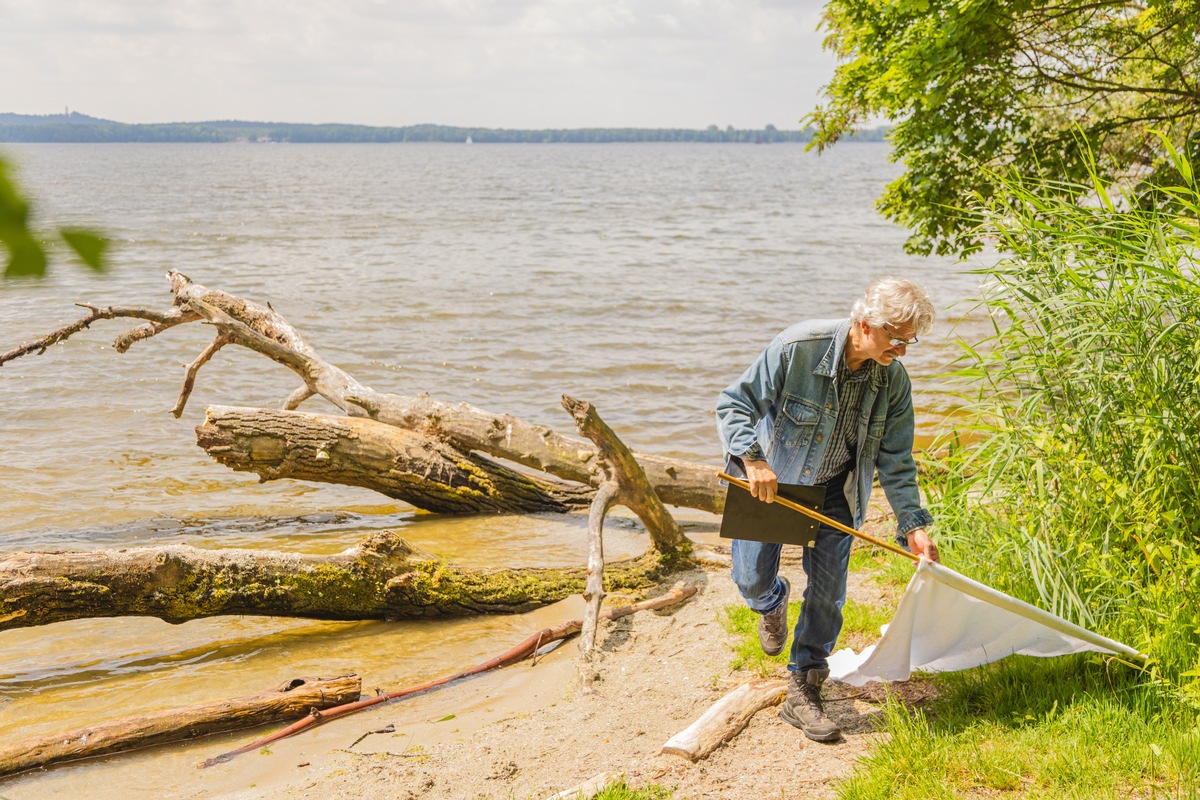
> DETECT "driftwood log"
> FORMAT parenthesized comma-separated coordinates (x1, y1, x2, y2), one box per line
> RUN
(659, 678, 788, 761)
(561, 394, 688, 675)
(196, 405, 594, 514)
(545, 772, 617, 800)
(0, 271, 724, 628)
(0, 271, 722, 515)
(0, 532, 681, 632)
(0, 674, 361, 779)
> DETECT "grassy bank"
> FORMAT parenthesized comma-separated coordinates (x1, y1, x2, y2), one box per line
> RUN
(838, 145, 1200, 797)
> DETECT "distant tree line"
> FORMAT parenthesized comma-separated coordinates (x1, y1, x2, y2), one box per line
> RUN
(0, 112, 888, 144)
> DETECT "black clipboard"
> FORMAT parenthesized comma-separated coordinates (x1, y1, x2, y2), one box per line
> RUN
(719, 457, 825, 547)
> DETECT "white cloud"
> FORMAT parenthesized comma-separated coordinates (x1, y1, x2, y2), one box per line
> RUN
(0, 0, 834, 127)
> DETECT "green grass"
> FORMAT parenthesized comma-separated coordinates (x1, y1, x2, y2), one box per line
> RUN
(591, 781, 673, 799)
(723, 601, 793, 674)
(836, 656, 1200, 800)
(841, 596, 891, 643)
(723, 595, 891, 674)
(835, 145, 1200, 799)
(848, 545, 914, 591)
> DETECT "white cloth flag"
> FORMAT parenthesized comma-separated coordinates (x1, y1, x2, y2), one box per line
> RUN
(827, 561, 1143, 686)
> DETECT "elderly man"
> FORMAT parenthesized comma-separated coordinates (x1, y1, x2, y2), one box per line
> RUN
(716, 277, 939, 743)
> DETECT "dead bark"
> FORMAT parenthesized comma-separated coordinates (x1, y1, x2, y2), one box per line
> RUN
(0, 271, 724, 514)
(0, 272, 718, 631)
(561, 394, 690, 677)
(659, 678, 788, 762)
(0, 674, 361, 779)
(0, 532, 677, 632)
(197, 405, 593, 514)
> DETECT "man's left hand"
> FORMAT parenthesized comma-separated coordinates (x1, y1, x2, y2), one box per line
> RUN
(907, 528, 940, 563)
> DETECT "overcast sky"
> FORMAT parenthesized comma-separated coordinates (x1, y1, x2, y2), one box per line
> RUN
(2, 0, 837, 129)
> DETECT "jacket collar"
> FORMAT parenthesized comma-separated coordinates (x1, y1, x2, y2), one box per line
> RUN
(814, 319, 852, 378)
(815, 318, 888, 389)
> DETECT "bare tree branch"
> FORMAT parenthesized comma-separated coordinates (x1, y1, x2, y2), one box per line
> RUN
(172, 334, 229, 418)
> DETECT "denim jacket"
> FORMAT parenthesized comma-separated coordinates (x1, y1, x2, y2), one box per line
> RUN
(716, 318, 933, 536)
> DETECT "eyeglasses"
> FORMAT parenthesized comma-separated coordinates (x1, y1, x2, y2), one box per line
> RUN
(882, 324, 919, 347)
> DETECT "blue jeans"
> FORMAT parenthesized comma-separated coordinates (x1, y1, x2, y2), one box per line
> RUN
(730, 472, 855, 675)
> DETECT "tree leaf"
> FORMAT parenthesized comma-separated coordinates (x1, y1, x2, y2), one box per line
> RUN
(1, 228, 48, 278)
(60, 228, 109, 273)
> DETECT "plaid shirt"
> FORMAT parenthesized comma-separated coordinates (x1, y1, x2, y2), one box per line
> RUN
(812, 357, 879, 484)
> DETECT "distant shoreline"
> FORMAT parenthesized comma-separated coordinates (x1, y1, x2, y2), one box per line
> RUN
(0, 111, 887, 144)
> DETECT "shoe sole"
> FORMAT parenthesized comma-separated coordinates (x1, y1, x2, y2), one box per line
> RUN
(779, 704, 842, 743)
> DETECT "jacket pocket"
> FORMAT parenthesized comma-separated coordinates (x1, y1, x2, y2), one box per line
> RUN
(775, 394, 821, 449)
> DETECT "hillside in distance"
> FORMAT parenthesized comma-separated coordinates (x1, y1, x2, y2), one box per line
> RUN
(0, 111, 888, 144)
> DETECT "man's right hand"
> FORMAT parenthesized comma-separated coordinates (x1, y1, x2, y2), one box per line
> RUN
(743, 459, 778, 503)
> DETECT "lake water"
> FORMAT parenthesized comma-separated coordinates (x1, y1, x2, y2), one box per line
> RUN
(0, 142, 983, 796)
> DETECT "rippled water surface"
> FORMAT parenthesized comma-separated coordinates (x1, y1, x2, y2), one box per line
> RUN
(0, 142, 983, 796)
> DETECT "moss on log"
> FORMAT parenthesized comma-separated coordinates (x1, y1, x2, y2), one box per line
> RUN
(0, 532, 679, 632)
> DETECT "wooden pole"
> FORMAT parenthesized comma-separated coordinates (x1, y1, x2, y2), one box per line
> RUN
(718, 472, 919, 563)
(579, 481, 618, 674)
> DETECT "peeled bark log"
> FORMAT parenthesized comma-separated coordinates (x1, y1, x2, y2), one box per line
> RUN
(0, 271, 724, 515)
(351, 391, 724, 514)
(197, 405, 594, 514)
(578, 481, 617, 675)
(0, 532, 676, 632)
(0, 675, 361, 779)
(181, 283, 721, 511)
(659, 678, 788, 762)
(562, 395, 688, 556)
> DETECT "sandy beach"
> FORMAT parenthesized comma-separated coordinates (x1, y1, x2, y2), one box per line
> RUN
(2, 504, 928, 800)
(215, 507, 924, 800)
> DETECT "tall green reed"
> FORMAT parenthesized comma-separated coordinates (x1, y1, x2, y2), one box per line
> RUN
(929, 140, 1200, 704)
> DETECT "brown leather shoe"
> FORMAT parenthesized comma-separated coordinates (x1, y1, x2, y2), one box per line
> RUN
(780, 669, 842, 742)
(757, 576, 790, 656)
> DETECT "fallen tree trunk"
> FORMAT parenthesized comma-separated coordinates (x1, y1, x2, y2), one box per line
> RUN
(659, 678, 788, 762)
(196, 405, 594, 514)
(348, 390, 724, 513)
(0, 271, 725, 515)
(0, 272, 720, 631)
(0, 674, 361, 779)
(0, 532, 677, 632)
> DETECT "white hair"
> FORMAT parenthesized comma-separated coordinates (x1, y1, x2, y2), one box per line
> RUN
(850, 276, 935, 335)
